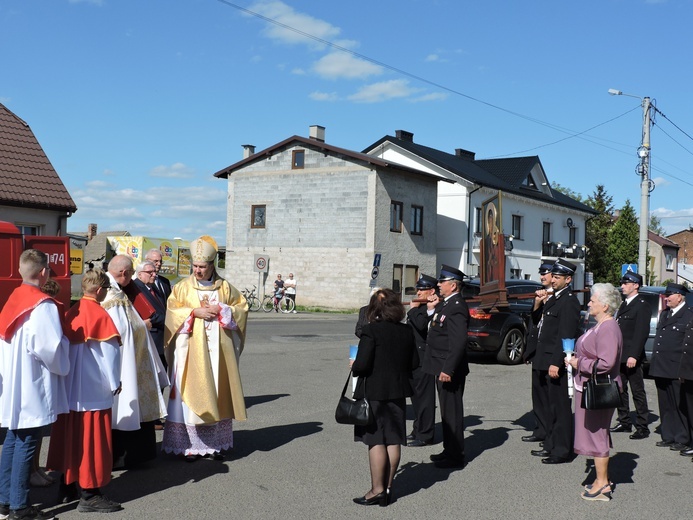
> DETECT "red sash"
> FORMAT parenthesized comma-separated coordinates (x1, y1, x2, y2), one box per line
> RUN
(0, 284, 53, 341)
(65, 297, 121, 344)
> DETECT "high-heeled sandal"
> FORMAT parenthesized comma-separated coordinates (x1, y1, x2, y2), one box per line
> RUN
(584, 481, 614, 492)
(353, 491, 387, 506)
(581, 483, 612, 501)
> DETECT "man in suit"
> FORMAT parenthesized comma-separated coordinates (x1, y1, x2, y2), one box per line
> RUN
(406, 274, 438, 447)
(531, 258, 581, 464)
(649, 283, 693, 452)
(145, 248, 172, 302)
(611, 272, 652, 439)
(423, 265, 469, 469)
(677, 304, 693, 457)
(521, 261, 554, 444)
(134, 261, 167, 370)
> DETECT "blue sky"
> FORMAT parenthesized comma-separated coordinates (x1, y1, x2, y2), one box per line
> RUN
(2, 0, 693, 244)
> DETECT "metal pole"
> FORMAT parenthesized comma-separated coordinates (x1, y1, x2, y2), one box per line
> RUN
(638, 97, 651, 278)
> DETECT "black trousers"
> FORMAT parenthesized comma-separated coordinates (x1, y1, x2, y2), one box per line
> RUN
(530, 368, 549, 440)
(436, 377, 466, 461)
(112, 421, 157, 468)
(616, 363, 649, 430)
(655, 377, 689, 445)
(543, 371, 573, 460)
(410, 365, 436, 443)
(681, 379, 693, 441)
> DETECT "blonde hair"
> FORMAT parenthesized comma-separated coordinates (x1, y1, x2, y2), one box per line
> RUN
(19, 249, 48, 280)
(82, 269, 110, 294)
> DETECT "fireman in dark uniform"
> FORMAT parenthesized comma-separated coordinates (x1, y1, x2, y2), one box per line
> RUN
(522, 261, 554, 444)
(406, 274, 437, 447)
(423, 265, 469, 469)
(611, 271, 652, 439)
(649, 283, 693, 451)
(531, 258, 581, 464)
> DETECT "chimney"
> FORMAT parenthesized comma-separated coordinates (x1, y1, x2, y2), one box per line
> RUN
(87, 223, 97, 242)
(395, 130, 414, 142)
(455, 148, 475, 160)
(242, 144, 256, 158)
(309, 125, 325, 142)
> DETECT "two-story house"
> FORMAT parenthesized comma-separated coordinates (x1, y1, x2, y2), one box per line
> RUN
(214, 126, 444, 309)
(363, 131, 596, 288)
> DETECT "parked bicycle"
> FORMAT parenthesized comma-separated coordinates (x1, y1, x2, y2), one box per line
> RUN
(241, 285, 261, 312)
(261, 293, 295, 313)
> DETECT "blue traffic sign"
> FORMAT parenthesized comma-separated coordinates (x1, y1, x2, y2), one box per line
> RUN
(621, 264, 638, 276)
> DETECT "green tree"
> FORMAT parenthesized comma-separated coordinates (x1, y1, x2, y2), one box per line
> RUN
(649, 214, 665, 236)
(606, 200, 639, 284)
(551, 182, 585, 203)
(584, 185, 614, 283)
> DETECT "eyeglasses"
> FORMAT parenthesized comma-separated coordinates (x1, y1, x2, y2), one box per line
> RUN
(141, 270, 156, 275)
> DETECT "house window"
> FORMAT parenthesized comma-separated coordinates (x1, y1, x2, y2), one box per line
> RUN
(475, 207, 482, 234)
(510, 268, 522, 279)
(251, 205, 266, 229)
(292, 149, 305, 169)
(411, 206, 423, 236)
(523, 175, 537, 189)
(542, 222, 551, 243)
(511, 215, 523, 239)
(16, 225, 40, 235)
(569, 226, 577, 246)
(390, 201, 403, 233)
(666, 253, 675, 271)
(393, 264, 419, 298)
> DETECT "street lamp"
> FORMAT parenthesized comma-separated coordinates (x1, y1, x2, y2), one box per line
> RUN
(608, 88, 653, 280)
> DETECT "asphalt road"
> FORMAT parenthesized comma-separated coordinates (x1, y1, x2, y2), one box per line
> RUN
(24, 312, 693, 519)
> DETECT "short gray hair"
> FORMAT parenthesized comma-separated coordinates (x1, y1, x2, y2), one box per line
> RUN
(591, 283, 622, 316)
(136, 260, 156, 274)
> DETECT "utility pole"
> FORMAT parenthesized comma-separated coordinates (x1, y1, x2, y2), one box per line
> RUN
(608, 89, 654, 279)
(638, 97, 652, 279)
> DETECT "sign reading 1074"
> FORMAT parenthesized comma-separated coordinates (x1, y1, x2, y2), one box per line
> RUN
(254, 254, 269, 273)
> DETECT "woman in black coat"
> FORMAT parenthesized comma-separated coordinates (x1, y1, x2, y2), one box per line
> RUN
(351, 288, 419, 506)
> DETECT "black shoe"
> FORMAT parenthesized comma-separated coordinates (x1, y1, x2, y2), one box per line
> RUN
(58, 481, 79, 504)
(429, 452, 449, 462)
(407, 439, 431, 447)
(610, 424, 632, 433)
(656, 440, 674, 447)
(434, 458, 466, 469)
(0, 504, 9, 518)
(353, 491, 387, 506)
(406, 433, 416, 441)
(541, 456, 569, 464)
(670, 443, 690, 451)
(629, 429, 650, 440)
(77, 495, 123, 513)
(680, 448, 693, 456)
(522, 435, 544, 442)
(531, 449, 551, 457)
(8, 506, 54, 520)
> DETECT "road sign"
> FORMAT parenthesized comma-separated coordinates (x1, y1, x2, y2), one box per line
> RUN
(371, 267, 379, 279)
(373, 254, 381, 267)
(254, 254, 269, 273)
(622, 264, 638, 276)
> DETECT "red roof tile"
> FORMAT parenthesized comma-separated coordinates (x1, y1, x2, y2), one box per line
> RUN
(0, 103, 77, 212)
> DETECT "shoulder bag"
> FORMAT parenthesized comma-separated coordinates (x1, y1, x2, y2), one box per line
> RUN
(581, 358, 620, 410)
(335, 370, 372, 426)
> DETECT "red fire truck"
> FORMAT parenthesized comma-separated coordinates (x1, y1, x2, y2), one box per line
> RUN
(0, 221, 71, 310)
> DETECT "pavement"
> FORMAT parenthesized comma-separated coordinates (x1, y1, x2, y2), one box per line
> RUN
(16, 312, 693, 519)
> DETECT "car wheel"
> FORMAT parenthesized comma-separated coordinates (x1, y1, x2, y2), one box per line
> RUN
(496, 328, 525, 365)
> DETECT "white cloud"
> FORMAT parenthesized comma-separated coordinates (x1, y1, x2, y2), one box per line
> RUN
(149, 163, 195, 179)
(425, 54, 441, 62)
(650, 176, 670, 188)
(409, 92, 448, 103)
(309, 91, 339, 102)
(248, 1, 340, 49)
(313, 52, 382, 80)
(347, 80, 420, 104)
(292, 67, 306, 75)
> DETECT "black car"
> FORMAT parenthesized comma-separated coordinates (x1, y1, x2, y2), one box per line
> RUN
(581, 285, 693, 365)
(461, 279, 543, 365)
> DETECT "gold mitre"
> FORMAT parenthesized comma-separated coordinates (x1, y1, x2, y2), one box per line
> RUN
(190, 235, 218, 262)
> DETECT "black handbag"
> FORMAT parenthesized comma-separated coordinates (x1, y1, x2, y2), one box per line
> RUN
(335, 370, 372, 426)
(581, 358, 620, 410)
